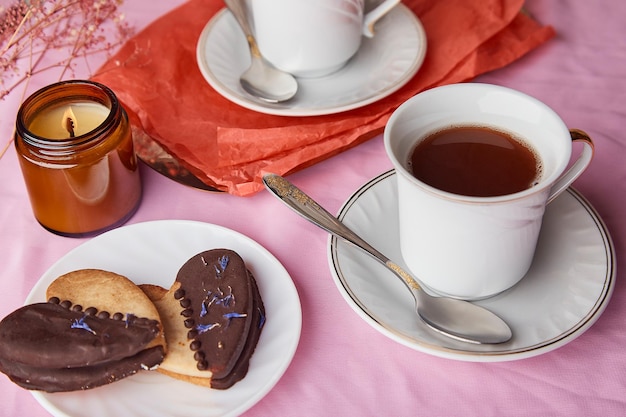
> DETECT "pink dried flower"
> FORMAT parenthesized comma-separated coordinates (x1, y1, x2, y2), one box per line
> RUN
(0, 0, 135, 100)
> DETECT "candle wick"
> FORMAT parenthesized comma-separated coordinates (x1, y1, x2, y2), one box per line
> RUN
(65, 117, 75, 138)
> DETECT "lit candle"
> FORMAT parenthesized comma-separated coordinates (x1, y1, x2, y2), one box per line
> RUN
(27, 102, 110, 139)
(14, 80, 142, 237)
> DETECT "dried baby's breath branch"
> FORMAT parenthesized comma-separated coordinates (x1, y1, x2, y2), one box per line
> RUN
(0, 0, 134, 101)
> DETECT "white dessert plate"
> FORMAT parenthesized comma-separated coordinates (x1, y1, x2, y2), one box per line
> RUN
(26, 220, 302, 417)
(196, 4, 427, 116)
(329, 171, 615, 361)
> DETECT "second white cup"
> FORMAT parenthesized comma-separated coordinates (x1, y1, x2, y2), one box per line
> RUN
(249, 0, 400, 78)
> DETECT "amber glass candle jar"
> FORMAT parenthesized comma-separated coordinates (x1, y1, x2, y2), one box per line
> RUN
(14, 80, 141, 237)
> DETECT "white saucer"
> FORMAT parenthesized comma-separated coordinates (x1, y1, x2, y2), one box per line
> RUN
(26, 220, 302, 417)
(196, 5, 427, 116)
(328, 171, 615, 361)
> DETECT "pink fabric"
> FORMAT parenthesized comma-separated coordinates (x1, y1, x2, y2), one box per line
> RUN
(1, 1, 625, 416)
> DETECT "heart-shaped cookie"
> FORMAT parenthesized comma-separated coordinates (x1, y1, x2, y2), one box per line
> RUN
(141, 249, 265, 389)
(0, 269, 165, 392)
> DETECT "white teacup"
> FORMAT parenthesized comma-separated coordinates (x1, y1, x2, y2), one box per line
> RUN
(384, 83, 594, 300)
(249, 0, 400, 78)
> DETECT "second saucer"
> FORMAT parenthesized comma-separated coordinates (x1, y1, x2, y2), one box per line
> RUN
(196, 4, 427, 116)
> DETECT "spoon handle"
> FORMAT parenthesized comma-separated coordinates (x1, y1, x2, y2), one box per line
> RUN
(263, 174, 386, 256)
(224, 0, 262, 58)
(262, 174, 421, 293)
(224, 0, 254, 37)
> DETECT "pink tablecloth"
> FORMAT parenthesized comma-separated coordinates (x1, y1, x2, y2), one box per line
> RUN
(0, 1, 625, 416)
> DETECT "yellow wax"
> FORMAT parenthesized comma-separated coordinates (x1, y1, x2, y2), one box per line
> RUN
(28, 102, 110, 139)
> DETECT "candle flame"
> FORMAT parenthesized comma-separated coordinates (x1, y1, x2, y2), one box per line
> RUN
(62, 106, 77, 138)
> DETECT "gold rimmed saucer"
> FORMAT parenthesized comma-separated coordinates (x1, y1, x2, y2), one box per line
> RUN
(329, 170, 615, 361)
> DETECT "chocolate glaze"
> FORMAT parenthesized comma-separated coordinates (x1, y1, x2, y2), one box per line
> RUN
(211, 271, 265, 390)
(0, 303, 161, 368)
(0, 302, 164, 392)
(176, 249, 254, 380)
(0, 345, 164, 392)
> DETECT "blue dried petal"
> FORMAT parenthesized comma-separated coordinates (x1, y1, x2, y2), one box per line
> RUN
(124, 313, 136, 328)
(196, 322, 220, 334)
(202, 287, 235, 316)
(214, 255, 230, 278)
(217, 293, 234, 307)
(71, 316, 96, 335)
(223, 312, 247, 328)
(223, 312, 247, 320)
(219, 255, 229, 271)
(258, 307, 266, 329)
(206, 292, 218, 308)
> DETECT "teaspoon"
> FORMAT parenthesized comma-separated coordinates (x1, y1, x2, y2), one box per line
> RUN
(262, 174, 512, 344)
(224, 0, 298, 103)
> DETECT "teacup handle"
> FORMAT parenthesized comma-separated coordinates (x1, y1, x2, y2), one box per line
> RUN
(363, 0, 401, 37)
(547, 129, 594, 204)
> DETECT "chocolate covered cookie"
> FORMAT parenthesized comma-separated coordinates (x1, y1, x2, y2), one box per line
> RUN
(141, 249, 265, 389)
(0, 269, 166, 392)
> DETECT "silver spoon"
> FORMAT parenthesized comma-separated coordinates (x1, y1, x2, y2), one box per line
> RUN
(262, 174, 512, 344)
(224, 0, 298, 103)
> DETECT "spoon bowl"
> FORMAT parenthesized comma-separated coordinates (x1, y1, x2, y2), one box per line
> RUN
(262, 173, 512, 344)
(224, 0, 298, 103)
